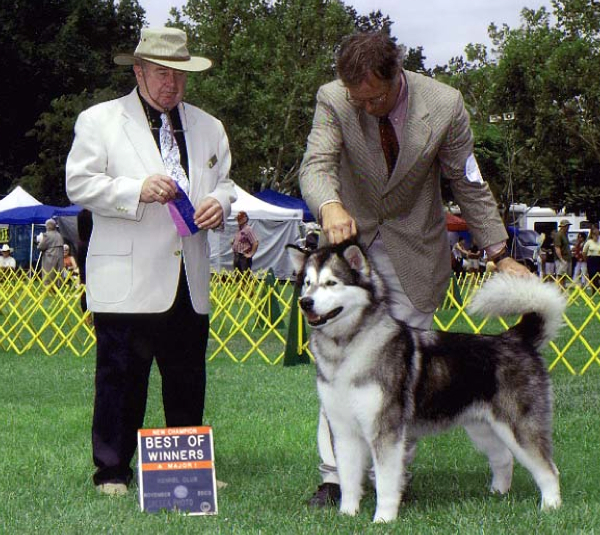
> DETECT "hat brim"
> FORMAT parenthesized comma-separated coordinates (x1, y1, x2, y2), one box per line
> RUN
(114, 53, 212, 72)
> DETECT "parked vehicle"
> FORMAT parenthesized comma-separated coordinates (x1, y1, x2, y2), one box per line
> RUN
(508, 204, 592, 246)
(507, 227, 541, 272)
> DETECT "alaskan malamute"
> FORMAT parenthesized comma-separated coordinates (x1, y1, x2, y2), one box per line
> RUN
(287, 241, 565, 523)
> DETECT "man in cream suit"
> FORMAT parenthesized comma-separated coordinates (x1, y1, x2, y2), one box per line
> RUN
(299, 31, 530, 506)
(66, 28, 236, 495)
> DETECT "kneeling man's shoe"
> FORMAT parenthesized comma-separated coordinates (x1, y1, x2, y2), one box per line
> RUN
(96, 482, 128, 496)
(306, 482, 341, 507)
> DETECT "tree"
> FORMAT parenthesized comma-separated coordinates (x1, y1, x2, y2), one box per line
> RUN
(482, 2, 600, 215)
(175, 0, 391, 193)
(1, 0, 144, 201)
(20, 88, 120, 204)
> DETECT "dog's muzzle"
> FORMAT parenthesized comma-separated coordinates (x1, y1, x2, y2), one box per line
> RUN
(299, 297, 343, 327)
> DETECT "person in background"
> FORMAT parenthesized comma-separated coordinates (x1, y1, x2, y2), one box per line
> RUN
(534, 231, 546, 278)
(62, 244, 79, 283)
(466, 244, 481, 274)
(543, 230, 556, 279)
(451, 237, 468, 276)
(583, 225, 600, 292)
(232, 210, 259, 273)
(37, 219, 64, 286)
(299, 30, 531, 507)
(554, 220, 572, 284)
(571, 231, 588, 287)
(65, 27, 236, 496)
(0, 244, 16, 270)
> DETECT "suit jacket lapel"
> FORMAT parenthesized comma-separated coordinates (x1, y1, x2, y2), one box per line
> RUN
(121, 89, 165, 177)
(357, 111, 388, 196)
(178, 102, 201, 197)
(384, 76, 432, 194)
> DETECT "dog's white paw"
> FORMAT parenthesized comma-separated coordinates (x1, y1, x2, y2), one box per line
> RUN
(339, 496, 360, 517)
(490, 479, 511, 495)
(339, 505, 359, 517)
(489, 463, 513, 494)
(541, 493, 562, 511)
(373, 509, 397, 523)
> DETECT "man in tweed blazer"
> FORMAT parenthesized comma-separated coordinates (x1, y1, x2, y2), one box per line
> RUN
(299, 31, 530, 507)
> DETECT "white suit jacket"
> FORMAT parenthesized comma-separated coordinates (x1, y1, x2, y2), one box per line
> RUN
(66, 89, 237, 314)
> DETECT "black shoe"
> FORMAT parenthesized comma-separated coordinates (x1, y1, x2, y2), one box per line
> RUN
(306, 482, 341, 507)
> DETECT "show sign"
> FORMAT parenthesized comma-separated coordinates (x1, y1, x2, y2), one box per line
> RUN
(137, 426, 217, 515)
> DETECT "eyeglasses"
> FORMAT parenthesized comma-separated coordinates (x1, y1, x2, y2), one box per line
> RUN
(346, 89, 389, 107)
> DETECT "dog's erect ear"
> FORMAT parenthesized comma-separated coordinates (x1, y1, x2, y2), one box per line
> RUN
(343, 245, 370, 276)
(286, 244, 309, 273)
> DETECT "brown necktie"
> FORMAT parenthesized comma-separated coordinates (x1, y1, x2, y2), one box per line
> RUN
(379, 115, 399, 176)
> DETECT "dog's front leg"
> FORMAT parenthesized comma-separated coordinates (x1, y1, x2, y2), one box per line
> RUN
(371, 435, 406, 523)
(335, 433, 369, 516)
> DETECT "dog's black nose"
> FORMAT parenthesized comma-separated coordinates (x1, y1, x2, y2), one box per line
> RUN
(300, 297, 314, 311)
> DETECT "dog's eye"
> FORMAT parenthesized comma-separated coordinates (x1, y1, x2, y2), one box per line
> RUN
(304, 278, 311, 287)
(325, 280, 337, 287)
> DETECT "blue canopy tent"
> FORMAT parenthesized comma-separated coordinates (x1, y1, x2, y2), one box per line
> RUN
(253, 189, 315, 222)
(0, 203, 82, 224)
(0, 204, 82, 269)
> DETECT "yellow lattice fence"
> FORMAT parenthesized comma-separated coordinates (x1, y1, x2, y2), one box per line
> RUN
(1, 269, 599, 374)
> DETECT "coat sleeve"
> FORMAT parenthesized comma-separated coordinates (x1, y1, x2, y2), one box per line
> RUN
(65, 106, 145, 221)
(298, 85, 344, 221)
(442, 92, 507, 249)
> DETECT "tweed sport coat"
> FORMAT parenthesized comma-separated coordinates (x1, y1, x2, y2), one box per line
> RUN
(299, 70, 507, 312)
(66, 89, 237, 314)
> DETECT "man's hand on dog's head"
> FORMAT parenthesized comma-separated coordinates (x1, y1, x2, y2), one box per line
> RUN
(495, 257, 534, 277)
(320, 202, 357, 244)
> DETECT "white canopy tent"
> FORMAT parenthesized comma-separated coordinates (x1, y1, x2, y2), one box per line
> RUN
(0, 186, 42, 211)
(209, 185, 303, 278)
(0, 186, 43, 269)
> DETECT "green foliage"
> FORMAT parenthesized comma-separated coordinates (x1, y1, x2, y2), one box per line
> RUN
(3, 0, 600, 215)
(20, 88, 120, 205)
(447, 1, 600, 216)
(0, 0, 144, 201)
(177, 0, 390, 193)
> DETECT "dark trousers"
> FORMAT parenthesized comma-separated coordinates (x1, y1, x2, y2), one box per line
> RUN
(588, 257, 600, 291)
(233, 252, 253, 272)
(91, 273, 209, 485)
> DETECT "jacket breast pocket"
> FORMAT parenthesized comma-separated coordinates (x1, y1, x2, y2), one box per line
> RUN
(87, 239, 133, 304)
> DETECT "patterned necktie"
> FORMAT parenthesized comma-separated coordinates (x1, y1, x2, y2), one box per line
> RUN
(379, 115, 399, 177)
(160, 112, 189, 194)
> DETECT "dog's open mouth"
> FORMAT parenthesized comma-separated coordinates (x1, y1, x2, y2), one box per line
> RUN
(304, 307, 343, 327)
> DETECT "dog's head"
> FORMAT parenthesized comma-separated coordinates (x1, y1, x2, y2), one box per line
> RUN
(286, 241, 382, 336)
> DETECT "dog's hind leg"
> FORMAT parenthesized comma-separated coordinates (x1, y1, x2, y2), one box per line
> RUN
(370, 435, 407, 523)
(489, 420, 561, 510)
(464, 422, 514, 494)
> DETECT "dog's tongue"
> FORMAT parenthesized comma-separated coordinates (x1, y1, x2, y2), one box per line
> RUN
(304, 307, 343, 327)
(305, 311, 325, 326)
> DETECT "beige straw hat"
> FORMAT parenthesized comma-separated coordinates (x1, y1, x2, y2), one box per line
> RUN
(114, 27, 212, 72)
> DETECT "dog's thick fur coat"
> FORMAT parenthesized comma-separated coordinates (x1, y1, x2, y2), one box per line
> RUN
(288, 242, 565, 523)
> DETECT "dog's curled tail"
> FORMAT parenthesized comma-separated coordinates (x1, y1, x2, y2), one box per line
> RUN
(468, 273, 567, 349)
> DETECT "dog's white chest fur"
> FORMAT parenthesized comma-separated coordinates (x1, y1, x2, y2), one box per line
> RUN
(314, 323, 394, 435)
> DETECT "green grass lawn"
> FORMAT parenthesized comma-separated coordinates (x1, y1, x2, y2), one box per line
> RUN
(1, 352, 599, 534)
